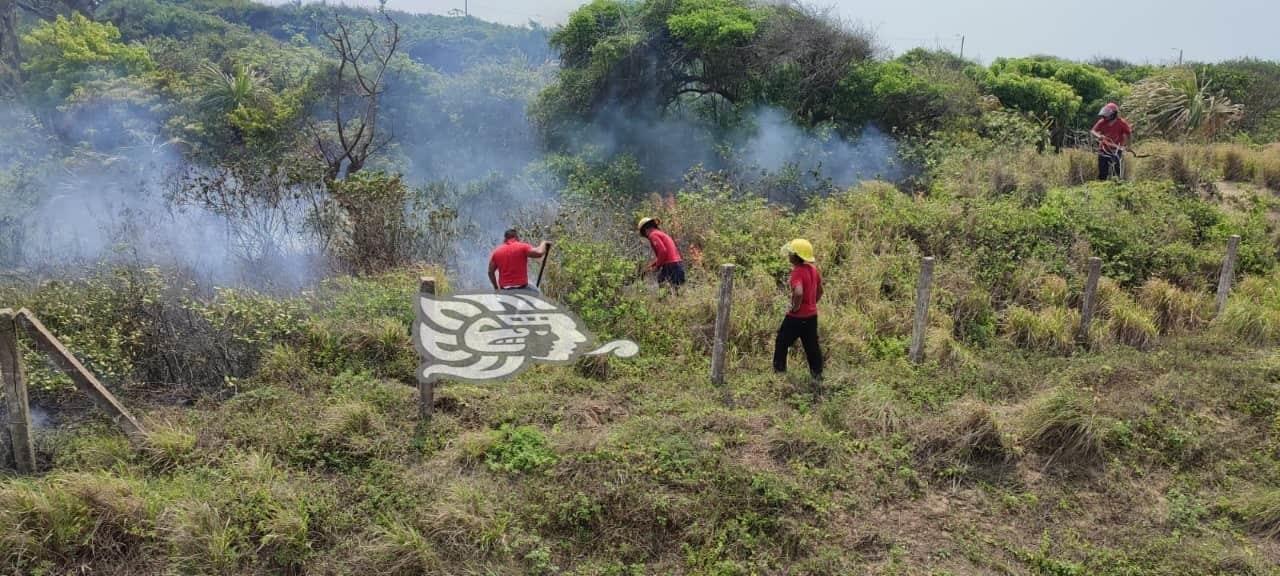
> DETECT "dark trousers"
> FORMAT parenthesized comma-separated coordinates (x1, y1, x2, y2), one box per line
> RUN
(1098, 152, 1122, 181)
(657, 262, 686, 286)
(773, 315, 823, 377)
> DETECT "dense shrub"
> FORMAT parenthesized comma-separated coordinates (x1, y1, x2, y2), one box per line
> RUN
(3, 267, 305, 395)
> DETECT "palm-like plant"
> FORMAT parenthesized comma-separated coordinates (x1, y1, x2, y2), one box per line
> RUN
(198, 63, 270, 111)
(1126, 68, 1243, 141)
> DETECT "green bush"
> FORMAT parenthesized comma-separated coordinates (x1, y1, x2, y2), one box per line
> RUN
(549, 238, 653, 340)
(485, 424, 558, 473)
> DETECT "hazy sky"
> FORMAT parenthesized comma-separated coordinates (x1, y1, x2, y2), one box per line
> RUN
(352, 0, 1277, 63)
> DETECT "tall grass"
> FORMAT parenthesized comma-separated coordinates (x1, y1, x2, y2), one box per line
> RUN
(1004, 306, 1078, 356)
(1217, 272, 1280, 345)
(1138, 278, 1208, 334)
(1108, 299, 1159, 350)
(1022, 387, 1106, 468)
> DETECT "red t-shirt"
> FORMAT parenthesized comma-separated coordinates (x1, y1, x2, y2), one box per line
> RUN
(1092, 117, 1132, 153)
(787, 263, 821, 318)
(647, 229, 682, 267)
(490, 239, 534, 288)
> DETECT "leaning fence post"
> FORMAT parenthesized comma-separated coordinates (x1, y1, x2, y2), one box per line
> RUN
(417, 277, 436, 422)
(711, 264, 735, 389)
(909, 257, 936, 365)
(1079, 257, 1103, 346)
(16, 310, 146, 440)
(0, 309, 35, 474)
(1216, 235, 1241, 317)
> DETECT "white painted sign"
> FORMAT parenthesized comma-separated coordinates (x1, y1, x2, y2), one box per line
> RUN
(413, 291, 638, 383)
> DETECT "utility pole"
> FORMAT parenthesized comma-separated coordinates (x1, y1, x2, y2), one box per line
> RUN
(1179, 49, 1184, 66)
(464, 0, 468, 16)
(959, 35, 965, 60)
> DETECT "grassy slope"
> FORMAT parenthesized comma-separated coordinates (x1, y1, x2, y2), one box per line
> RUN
(4, 147, 1280, 574)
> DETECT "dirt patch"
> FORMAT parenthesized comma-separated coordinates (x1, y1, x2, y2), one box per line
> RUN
(735, 414, 779, 473)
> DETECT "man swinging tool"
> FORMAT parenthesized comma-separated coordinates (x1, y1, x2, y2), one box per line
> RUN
(1091, 102, 1133, 181)
(488, 228, 551, 293)
(637, 217, 686, 294)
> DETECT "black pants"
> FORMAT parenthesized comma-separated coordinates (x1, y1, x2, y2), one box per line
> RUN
(773, 315, 823, 377)
(657, 262, 686, 286)
(1098, 152, 1122, 181)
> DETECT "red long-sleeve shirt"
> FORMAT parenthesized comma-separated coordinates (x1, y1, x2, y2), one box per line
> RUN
(647, 229, 682, 269)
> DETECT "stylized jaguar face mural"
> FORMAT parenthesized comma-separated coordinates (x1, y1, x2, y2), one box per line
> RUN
(414, 292, 639, 383)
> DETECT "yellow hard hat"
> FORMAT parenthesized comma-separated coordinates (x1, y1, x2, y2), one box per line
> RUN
(637, 217, 658, 234)
(783, 239, 816, 262)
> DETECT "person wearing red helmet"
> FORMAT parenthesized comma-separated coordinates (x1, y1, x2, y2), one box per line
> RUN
(1091, 102, 1133, 181)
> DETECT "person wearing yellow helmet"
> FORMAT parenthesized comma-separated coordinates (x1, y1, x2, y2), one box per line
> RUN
(774, 239, 823, 381)
(637, 217, 685, 292)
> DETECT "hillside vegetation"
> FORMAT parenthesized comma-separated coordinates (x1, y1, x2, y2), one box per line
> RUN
(2, 0, 1280, 575)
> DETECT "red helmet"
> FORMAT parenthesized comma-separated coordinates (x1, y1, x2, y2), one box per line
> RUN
(1098, 102, 1120, 117)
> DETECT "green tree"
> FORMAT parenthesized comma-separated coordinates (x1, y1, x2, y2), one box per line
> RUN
(1203, 59, 1280, 140)
(666, 0, 760, 52)
(985, 73, 1081, 129)
(834, 55, 982, 135)
(536, 0, 876, 145)
(20, 13, 154, 108)
(989, 57, 1123, 120)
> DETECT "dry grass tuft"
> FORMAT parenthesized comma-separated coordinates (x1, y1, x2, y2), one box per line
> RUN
(917, 400, 1012, 480)
(420, 481, 516, 558)
(1022, 387, 1106, 469)
(927, 327, 979, 370)
(1235, 489, 1280, 539)
(1219, 147, 1253, 182)
(1094, 277, 1125, 317)
(1217, 302, 1280, 346)
(1138, 278, 1208, 334)
(142, 421, 198, 472)
(361, 517, 442, 575)
(1216, 273, 1280, 346)
(1004, 305, 1078, 356)
(1260, 150, 1280, 191)
(1108, 299, 1159, 350)
(1064, 149, 1095, 185)
(0, 473, 152, 570)
(164, 501, 242, 574)
(824, 381, 904, 438)
(1036, 274, 1070, 308)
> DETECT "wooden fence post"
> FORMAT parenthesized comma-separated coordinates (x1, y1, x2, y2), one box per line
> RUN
(16, 310, 145, 440)
(1216, 235, 1241, 317)
(0, 309, 35, 473)
(417, 277, 436, 422)
(711, 264, 735, 388)
(909, 257, 936, 365)
(1079, 257, 1103, 346)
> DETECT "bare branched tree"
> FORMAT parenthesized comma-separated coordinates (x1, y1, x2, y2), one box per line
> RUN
(751, 3, 878, 124)
(309, 11, 400, 184)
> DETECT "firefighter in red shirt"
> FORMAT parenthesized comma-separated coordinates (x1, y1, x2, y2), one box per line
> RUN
(774, 239, 823, 381)
(488, 228, 550, 293)
(638, 217, 686, 293)
(1091, 102, 1133, 181)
